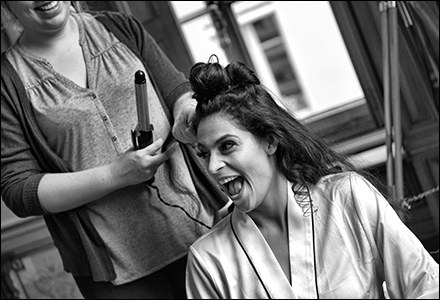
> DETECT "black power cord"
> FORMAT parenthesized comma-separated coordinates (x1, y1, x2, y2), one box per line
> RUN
(148, 182, 212, 230)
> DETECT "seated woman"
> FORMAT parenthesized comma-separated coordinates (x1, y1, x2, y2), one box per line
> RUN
(184, 55, 439, 299)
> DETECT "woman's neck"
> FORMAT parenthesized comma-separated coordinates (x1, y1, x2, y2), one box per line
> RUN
(18, 15, 76, 56)
(250, 174, 289, 232)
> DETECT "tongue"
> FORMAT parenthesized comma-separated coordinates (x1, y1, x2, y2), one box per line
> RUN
(228, 177, 243, 196)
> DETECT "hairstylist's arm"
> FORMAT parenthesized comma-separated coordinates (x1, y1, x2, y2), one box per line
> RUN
(38, 139, 178, 213)
(172, 91, 198, 146)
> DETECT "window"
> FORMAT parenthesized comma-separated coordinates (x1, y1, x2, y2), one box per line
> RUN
(251, 14, 307, 110)
(170, 1, 365, 119)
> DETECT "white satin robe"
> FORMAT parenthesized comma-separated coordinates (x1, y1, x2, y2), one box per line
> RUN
(186, 172, 439, 299)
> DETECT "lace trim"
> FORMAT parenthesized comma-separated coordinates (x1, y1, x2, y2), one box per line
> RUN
(292, 183, 318, 217)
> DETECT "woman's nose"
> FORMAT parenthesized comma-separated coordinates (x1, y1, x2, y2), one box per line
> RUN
(208, 153, 225, 175)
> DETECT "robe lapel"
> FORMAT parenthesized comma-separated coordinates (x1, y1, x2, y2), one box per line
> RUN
(288, 182, 318, 298)
(231, 210, 298, 299)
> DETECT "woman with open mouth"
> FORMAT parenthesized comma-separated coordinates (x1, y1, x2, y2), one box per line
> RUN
(185, 55, 439, 299)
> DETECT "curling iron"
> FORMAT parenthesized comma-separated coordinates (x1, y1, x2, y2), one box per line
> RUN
(131, 70, 155, 184)
(131, 70, 154, 150)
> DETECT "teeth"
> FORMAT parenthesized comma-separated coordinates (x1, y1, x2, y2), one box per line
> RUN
(38, 1, 58, 11)
(218, 176, 238, 185)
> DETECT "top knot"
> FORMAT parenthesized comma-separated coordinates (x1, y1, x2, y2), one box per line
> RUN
(225, 61, 260, 87)
(189, 54, 260, 104)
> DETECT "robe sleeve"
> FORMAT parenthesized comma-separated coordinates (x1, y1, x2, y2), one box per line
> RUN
(186, 246, 222, 299)
(348, 174, 439, 299)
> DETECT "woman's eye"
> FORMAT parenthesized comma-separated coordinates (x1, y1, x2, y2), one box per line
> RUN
(196, 151, 209, 159)
(219, 141, 235, 153)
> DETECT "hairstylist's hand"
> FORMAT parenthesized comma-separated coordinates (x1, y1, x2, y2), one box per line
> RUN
(110, 138, 178, 186)
(172, 95, 197, 146)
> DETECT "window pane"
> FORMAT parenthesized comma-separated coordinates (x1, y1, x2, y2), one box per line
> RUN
(253, 16, 279, 42)
(252, 14, 306, 110)
(170, 1, 207, 20)
(183, 14, 230, 64)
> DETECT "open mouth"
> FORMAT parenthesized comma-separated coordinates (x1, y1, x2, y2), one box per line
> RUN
(219, 176, 244, 197)
(35, 1, 59, 12)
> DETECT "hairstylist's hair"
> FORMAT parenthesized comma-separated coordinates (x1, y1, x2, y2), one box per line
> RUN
(189, 55, 404, 213)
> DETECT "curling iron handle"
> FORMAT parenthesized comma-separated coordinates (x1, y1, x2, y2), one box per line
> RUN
(132, 126, 154, 150)
(131, 124, 155, 184)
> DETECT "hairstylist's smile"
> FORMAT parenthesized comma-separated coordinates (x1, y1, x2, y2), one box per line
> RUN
(34, 1, 59, 12)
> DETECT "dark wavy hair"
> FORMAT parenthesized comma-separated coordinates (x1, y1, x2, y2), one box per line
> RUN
(189, 55, 404, 214)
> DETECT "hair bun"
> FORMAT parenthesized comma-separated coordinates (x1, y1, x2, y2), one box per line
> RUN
(189, 61, 230, 104)
(189, 55, 260, 104)
(225, 61, 260, 86)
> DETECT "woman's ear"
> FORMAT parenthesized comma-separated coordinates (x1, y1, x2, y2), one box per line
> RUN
(265, 135, 278, 156)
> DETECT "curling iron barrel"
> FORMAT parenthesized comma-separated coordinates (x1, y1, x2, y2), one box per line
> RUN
(132, 70, 154, 150)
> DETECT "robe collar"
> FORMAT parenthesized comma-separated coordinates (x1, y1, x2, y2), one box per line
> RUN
(230, 181, 300, 299)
